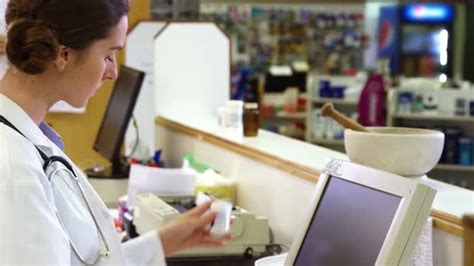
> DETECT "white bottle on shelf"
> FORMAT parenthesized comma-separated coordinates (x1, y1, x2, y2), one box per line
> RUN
(312, 109, 326, 140)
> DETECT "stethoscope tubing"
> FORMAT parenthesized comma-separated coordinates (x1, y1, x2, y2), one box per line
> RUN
(49, 166, 111, 265)
(1, 115, 111, 265)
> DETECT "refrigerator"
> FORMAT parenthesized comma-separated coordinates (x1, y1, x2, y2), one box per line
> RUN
(378, 3, 455, 80)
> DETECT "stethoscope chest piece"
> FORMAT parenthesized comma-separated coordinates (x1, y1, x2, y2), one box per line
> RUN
(101, 250, 112, 259)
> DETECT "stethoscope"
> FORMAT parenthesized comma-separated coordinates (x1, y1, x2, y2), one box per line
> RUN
(0, 115, 111, 265)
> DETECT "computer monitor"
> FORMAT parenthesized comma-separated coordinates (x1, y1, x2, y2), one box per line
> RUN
(284, 159, 436, 265)
(264, 68, 307, 93)
(89, 65, 145, 178)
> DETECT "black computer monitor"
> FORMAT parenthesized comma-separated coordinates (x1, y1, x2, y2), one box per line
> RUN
(89, 65, 145, 178)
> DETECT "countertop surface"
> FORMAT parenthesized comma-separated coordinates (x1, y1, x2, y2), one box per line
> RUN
(158, 114, 474, 222)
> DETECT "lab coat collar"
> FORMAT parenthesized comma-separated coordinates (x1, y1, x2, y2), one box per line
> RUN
(0, 93, 56, 154)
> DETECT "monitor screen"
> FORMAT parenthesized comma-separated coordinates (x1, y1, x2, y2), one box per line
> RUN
(295, 176, 402, 265)
(93, 65, 145, 169)
(264, 72, 307, 93)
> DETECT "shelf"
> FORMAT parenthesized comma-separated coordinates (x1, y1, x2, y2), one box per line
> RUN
(311, 138, 345, 146)
(434, 164, 474, 172)
(401, 51, 439, 57)
(264, 111, 306, 120)
(312, 98, 358, 106)
(392, 113, 474, 123)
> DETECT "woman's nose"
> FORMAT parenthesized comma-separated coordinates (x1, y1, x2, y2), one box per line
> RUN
(103, 65, 118, 81)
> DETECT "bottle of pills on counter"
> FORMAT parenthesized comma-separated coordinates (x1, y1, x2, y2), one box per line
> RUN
(243, 102, 259, 137)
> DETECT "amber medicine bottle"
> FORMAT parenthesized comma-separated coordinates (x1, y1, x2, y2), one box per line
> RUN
(243, 103, 259, 137)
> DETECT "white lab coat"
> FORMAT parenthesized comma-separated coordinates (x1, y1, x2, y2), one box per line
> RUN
(0, 94, 166, 266)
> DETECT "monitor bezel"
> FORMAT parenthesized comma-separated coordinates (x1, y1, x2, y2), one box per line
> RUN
(284, 159, 436, 266)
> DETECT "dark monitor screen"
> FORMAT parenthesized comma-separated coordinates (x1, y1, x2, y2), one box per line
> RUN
(93, 65, 145, 175)
(264, 72, 307, 93)
(295, 176, 402, 265)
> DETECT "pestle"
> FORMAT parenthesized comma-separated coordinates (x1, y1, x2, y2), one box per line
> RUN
(321, 103, 369, 133)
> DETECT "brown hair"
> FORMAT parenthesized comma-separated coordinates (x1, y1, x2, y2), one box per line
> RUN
(5, 0, 129, 75)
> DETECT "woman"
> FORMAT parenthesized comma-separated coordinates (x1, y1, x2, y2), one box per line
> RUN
(0, 0, 229, 265)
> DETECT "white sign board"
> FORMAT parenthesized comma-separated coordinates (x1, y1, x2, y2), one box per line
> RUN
(154, 22, 230, 121)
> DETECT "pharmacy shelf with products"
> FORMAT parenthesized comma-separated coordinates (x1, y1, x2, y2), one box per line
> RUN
(261, 91, 307, 141)
(387, 85, 474, 189)
(306, 74, 365, 152)
(200, 3, 367, 74)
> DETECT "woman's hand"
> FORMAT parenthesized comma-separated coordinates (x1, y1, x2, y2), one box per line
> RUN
(157, 201, 232, 256)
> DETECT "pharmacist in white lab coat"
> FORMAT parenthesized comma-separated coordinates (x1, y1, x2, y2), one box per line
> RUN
(0, 1, 229, 265)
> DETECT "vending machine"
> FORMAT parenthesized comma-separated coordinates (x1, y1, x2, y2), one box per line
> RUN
(378, 3, 455, 80)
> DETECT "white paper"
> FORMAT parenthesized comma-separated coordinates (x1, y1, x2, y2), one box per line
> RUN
(410, 217, 433, 266)
(127, 164, 196, 208)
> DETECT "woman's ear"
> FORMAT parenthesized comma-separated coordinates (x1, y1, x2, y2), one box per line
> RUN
(55, 46, 71, 72)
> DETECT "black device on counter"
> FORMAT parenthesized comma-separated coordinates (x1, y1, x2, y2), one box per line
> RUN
(264, 68, 307, 93)
(86, 65, 145, 179)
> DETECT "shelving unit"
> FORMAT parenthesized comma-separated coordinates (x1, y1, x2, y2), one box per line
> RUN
(435, 164, 474, 172)
(309, 96, 358, 152)
(312, 97, 359, 106)
(265, 111, 306, 120)
(392, 113, 474, 123)
(306, 75, 363, 152)
(261, 92, 308, 141)
(200, 3, 366, 74)
(387, 88, 474, 189)
(311, 138, 345, 146)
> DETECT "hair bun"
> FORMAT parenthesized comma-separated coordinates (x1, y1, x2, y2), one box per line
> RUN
(6, 18, 59, 75)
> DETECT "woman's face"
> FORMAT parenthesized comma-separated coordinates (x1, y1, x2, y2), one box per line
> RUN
(60, 16, 128, 108)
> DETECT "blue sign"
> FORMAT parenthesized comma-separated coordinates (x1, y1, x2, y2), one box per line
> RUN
(402, 3, 454, 23)
(378, 6, 400, 75)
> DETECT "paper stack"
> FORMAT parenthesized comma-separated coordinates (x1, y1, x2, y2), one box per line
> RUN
(127, 163, 197, 208)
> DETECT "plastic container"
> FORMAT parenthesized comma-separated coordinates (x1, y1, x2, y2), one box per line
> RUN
(458, 138, 472, 166)
(443, 128, 461, 164)
(312, 109, 325, 139)
(319, 80, 332, 98)
(397, 92, 413, 114)
(455, 98, 466, 116)
(331, 85, 346, 98)
(226, 100, 244, 129)
(358, 74, 386, 126)
(423, 94, 438, 115)
(412, 94, 424, 113)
